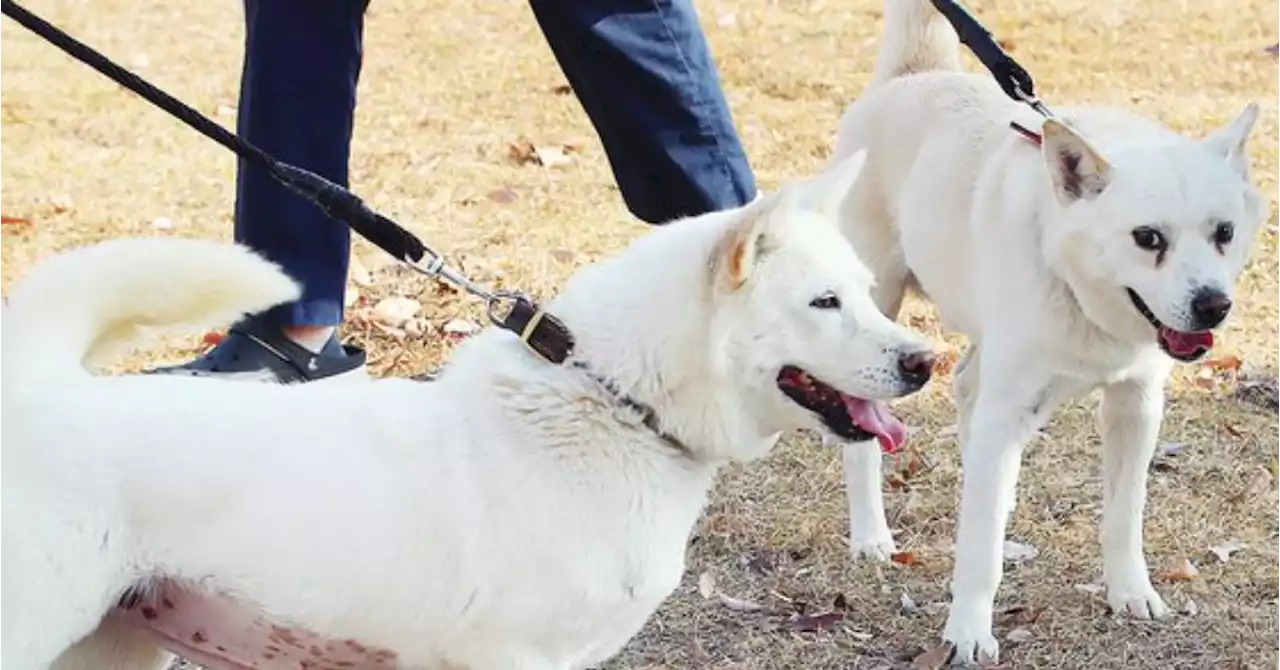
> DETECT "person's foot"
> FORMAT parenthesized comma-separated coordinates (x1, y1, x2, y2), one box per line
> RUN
(146, 316, 367, 384)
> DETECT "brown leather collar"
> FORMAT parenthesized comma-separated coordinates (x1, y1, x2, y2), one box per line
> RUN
(492, 296, 692, 459)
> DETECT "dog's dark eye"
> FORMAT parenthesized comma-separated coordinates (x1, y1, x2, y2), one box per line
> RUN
(1131, 226, 1167, 252)
(1212, 221, 1234, 246)
(809, 291, 841, 310)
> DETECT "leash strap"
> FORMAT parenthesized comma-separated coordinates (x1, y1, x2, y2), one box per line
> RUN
(0, 0, 576, 365)
(928, 0, 1053, 118)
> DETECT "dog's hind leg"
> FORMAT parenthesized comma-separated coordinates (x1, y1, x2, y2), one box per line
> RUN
(1097, 374, 1171, 621)
(51, 618, 172, 670)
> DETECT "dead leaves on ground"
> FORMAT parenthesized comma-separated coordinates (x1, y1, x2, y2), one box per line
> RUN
(1159, 558, 1202, 583)
(507, 138, 579, 168)
(1206, 539, 1247, 564)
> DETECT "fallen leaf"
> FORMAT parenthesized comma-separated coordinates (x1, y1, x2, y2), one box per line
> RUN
(372, 296, 421, 328)
(1002, 539, 1039, 564)
(1222, 423, 1243, 438)
(550, 83, 573, 95)
(1207, 539, 1246, 563)
(887, 473, 909, 490)
(911, 643, 954, 670)
(783, 611, 843, 633)
(1160, 558, 1200, 583)
(1151, 442, 1190, 472)
(150, 217, 173, 230)
(899, 592, 919, 615)
(933, 349, 960, 376)
(1204, 355, 1243, 372)
(697, 571, 716, 599)
(717, 593, 764, 612)
(1005, 628, 1033, 643)
(486, 187, 518, 204)
(997, 605, 1044, 625)
(891, 551, 922, 567)
(442, 318, 479, 336)
(202, 331, 225, 346)
(533, 145, 572, 168)
(508, 139, 537, 165)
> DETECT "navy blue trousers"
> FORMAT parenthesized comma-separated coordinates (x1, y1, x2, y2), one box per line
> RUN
(237, 0, 756, 328)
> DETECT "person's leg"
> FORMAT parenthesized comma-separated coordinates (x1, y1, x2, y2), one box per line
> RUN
(150, 0, 368, 383)
(529, 0, 757, 224)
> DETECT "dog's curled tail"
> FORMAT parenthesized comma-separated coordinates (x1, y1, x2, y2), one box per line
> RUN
(2, 237, 300, 378)
(871, 0, 963, 86)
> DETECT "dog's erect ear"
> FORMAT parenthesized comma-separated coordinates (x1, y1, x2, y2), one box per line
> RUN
(796, 149, 869, 220)
(1202, 102, 1259, 177)
(713, 195, 778, 291)
(1041, 118, 1111, 205)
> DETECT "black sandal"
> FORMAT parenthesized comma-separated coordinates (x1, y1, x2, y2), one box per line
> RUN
(146, 317, 367, 384)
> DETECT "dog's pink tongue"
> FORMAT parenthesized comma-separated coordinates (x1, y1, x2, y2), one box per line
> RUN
(843, 397, 907, 454)
(1159, 326, 1213, 356)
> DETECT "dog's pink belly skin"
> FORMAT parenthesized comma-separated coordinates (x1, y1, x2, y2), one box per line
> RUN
(107, 581, 399, 670)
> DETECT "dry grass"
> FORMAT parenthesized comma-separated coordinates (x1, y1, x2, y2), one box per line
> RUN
(2, 0, 1277, 668)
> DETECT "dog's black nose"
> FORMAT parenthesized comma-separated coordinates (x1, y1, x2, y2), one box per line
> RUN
(898, 350, 936, 388)
(1190, 288, 1232, 330)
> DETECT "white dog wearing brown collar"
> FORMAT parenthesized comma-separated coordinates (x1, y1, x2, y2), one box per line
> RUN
(1, 149, 936, 670)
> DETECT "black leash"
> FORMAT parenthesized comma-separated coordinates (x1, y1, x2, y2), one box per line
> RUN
(929, 0, 1054, 118)
(1, 0, 703, 457)
(0, 0, 577, 362)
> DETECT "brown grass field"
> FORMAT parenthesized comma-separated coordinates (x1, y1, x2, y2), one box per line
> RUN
(2, 0, 1277, 668)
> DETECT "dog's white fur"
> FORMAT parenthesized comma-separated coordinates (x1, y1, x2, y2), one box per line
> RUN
(1, 152, 934, 670)
(830, 0, 1267, 664)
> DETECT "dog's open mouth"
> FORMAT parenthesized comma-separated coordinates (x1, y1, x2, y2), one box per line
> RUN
(776, 365, 907, 453)
(1125, 288, 1212, 362)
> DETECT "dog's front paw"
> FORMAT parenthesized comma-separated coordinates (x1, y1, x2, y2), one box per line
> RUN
(849, 534, 897, 563)
(1107, 582, 1171, 620)
(942, 617, 998, 666)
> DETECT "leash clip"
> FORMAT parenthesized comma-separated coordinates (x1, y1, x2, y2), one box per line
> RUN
(1013, 85, 1054, 118)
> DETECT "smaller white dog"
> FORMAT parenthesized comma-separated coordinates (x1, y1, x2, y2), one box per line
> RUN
(1, 150, 936, 670)
(830, 0, 1267, 664)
